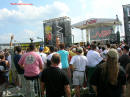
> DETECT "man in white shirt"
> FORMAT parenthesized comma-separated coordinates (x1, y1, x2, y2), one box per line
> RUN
(37, 47, 47, 67)
(87, 44, 103, 67)
(70, 47, 88, 97)
(86, 44, 103, 92)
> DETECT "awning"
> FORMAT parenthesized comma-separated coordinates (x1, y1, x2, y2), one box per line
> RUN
(72, 18, 121, 29)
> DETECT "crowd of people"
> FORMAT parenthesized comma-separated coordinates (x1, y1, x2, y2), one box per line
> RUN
(0, 41, 130, 97)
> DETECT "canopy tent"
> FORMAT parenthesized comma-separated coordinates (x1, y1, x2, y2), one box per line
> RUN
(72, 18, 122, 43)
(72, 18, 121, 29)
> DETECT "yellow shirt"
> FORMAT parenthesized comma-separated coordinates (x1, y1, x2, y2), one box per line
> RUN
(69, 51, 76, 57)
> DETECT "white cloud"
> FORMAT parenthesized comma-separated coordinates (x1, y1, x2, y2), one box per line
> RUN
(0, 1, 69, 43)
(0, 1, 69, 23)
(79, 0, 87, 9)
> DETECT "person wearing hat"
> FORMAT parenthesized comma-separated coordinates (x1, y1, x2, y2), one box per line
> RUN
(43, 46, 50, 54)
(90, 49, 127, 97)
(37, 47, 47, 67)
(70, 47, 88, 97)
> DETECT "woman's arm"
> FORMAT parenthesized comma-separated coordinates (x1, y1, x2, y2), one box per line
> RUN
(5, 60, 10, 68)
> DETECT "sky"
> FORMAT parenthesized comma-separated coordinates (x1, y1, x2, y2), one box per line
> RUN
(0, 0, 130, 43)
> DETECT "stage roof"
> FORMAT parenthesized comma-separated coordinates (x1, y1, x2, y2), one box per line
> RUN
(72, 18, 121, 29)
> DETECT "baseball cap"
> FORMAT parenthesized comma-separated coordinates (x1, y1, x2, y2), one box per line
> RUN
(76, 47, 83, 53)
(44, 46, 50, 53)
(39, 47, 44, 51)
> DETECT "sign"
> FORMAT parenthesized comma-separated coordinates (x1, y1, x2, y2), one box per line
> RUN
(92, 30, 111, 39)
(83, 19, 97, 25)
(90, 26, 113, 41)
(45, 25, 52, 41)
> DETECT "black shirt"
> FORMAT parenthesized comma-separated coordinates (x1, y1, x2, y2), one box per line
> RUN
(0, 61, 8, 84)
(41, 67, 69, 97)
(90, 65, 126, 97)
(14, 54, 24, 74)
(119, 54, 130, 70)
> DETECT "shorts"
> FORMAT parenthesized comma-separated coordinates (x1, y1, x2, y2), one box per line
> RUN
(73, 71, 84, 86)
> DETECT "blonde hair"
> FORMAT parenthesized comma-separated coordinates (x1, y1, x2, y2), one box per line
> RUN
(101, 49, 119, 85)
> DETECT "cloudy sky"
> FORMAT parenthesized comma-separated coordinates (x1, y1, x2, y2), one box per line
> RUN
(0, 0, 130, 43)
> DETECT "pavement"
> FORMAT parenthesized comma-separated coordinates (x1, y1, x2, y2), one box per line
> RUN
(2, 85, 24, 97)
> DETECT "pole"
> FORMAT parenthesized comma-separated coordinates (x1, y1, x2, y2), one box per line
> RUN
(81, 29, 84, 42)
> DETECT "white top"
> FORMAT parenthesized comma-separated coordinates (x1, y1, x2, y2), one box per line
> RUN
(7, 55, 12, 68)
(47, 52, 62, 69)
(100, 50, 107, 59)
(47, 52, 57, 61)
(70, 55, 88, 71)
(87, 50, 103, 67)
(37, 52, 47, 65)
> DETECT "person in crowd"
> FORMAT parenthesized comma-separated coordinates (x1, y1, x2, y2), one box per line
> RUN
(121, 41, 125, 48)
(0, 53, 10, 82)
(106, 43, 111, 52)
(86, 44, 103, 87)
(37, 47, 47, 67)
(70, 47, 88, 97)
(8, 35, 17, 85)
(119, 45, 130, 70)
(70, 47, 77, 56)
(4, 49, 9, 60)
(117, 47, 123, 57)
(100, 46, 107, 60)
(83, 47, 88, 56)
(13, 46, 25, 95)
(57, 43, 71, 82)
(90, 49, 126, 97)
(47, 46, 56, 62)
(0, 54, 9, 96)
(87, 44, 103, 67)
(47, 46, 62, 68)
(69, 47, 77, 61)
(41, 53, 71, 97)
(43, 46, 50, 55)
(18, 44, 43, 97)
(126, 63, 130, 97)
(111, 44, 117, 49)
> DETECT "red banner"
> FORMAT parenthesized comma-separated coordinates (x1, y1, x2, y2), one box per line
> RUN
(92, 30, 111, 39)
